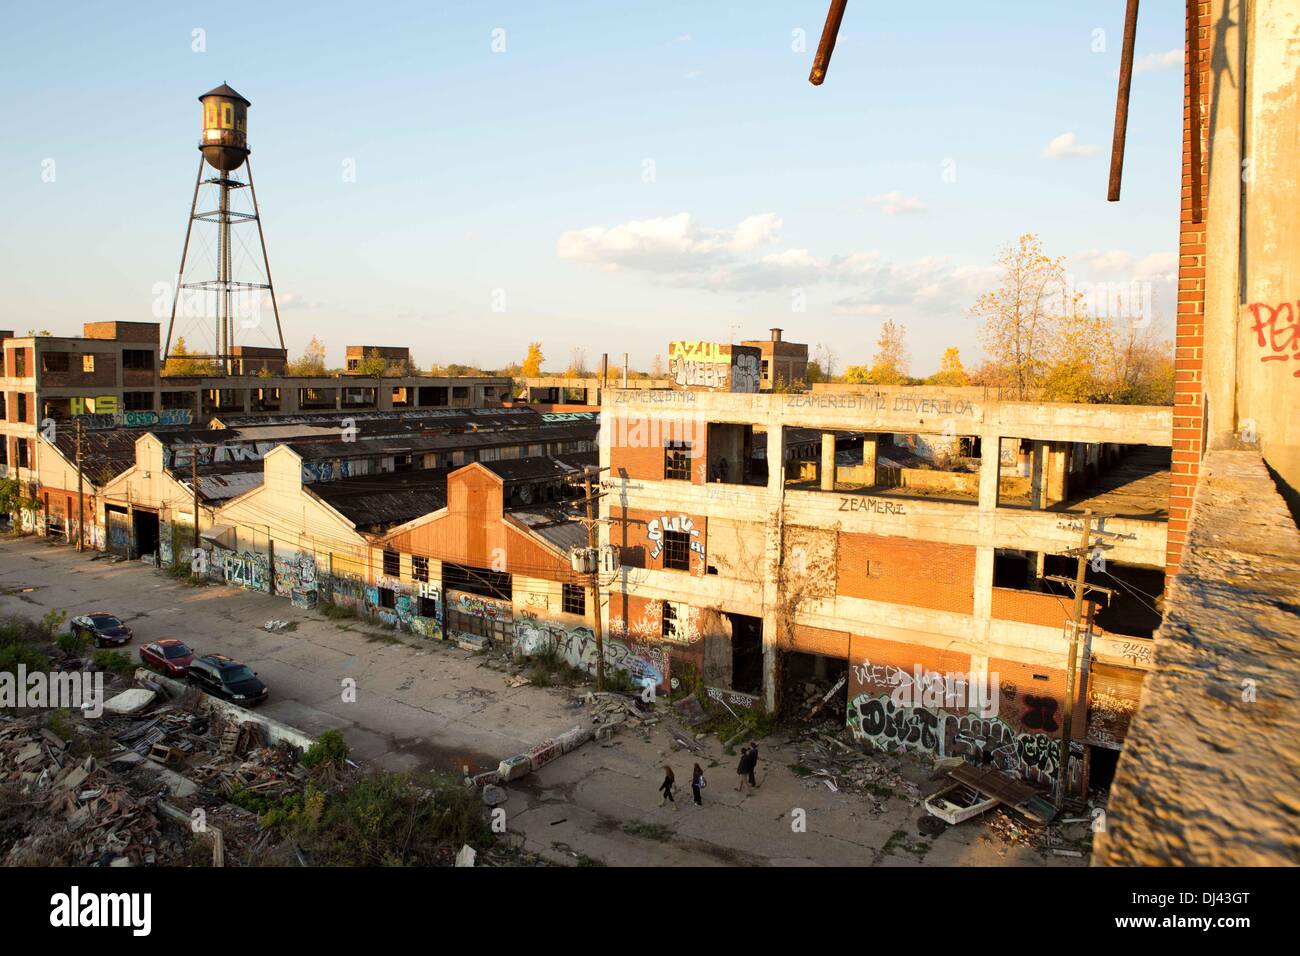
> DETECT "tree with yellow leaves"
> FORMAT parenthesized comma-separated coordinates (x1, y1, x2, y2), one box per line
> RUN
(972, 233, 1065, 399)
(926, 347, 970, 387)
(521, 342, 544, 378)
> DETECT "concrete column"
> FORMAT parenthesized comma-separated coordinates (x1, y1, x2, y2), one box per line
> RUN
(820, 431, 836, 491)
(761, 422, 785, 712)
(1030, 440, 1047, 509)
(862, 433, 878, 487)
(1047, 442, 1069, 504)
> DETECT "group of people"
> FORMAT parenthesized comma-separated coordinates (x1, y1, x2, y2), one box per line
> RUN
(657, 743, 761, 809)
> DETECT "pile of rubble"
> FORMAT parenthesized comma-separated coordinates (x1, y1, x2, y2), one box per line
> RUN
(788, 729, 922, 811)
(790, 675, 848, 723)
(583, 691, 656, 739)
(0, 680, 310, 866)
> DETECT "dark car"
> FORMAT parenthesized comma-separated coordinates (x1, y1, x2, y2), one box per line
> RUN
(139, 639, 195, 676)
(71, 613, 133, 648)
(187, 654, 268, 706)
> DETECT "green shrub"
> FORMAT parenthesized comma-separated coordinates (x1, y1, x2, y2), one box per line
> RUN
(92, 650, 133, 675)
(302, 730, 350, 771)
(56, 630, 90, 657)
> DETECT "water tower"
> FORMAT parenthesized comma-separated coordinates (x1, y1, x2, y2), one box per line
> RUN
(163, 83, 286, 375)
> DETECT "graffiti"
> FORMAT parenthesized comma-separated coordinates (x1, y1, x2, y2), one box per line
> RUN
(455, 593, 511, 621)
(540, 412, 597, 422)
(77, 409, 193, 431)
(1118, 641, 1153, 664)
(670, 355, 730, 390)
(514, 617, 667, 687)
(1247, 300, 1300, 376)
(706, 686, 761, 711)
(302, 460, 354, 483)
(848, 695, 1078, 787)
(669, 341, 723, 361)
(732, 352, 760, 393)
(646, 514, 704, 561)
(839, 497, 906, 515)
(273, 552, 317, 599)
(785, 392, 975, 417)
(850, 658, 998, 715)
(1021, 694, 1059, 732)
(222, 550, 268, 592)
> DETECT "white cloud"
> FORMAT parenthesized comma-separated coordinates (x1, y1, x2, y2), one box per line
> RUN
(731, 213, 783, 252)
(1042, 132, 1100, 159)
(1134, 250, 1178, 281)
(865, 190, 928, 215)
(1134, 49, 1183, 73)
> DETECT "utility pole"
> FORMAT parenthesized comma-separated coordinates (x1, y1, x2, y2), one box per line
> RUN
(582, 466, 605, 692)
(191, 444, 201, 551)
(75, 418, 84, 552)
(1046, 509, 1126, 809)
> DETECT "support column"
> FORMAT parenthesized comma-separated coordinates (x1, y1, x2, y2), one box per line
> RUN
(761, 422, 785, 712)
(1046, 442, 1069, 504)
(820, 431, 836, 491)
(1030, 440, 1047, 509)
(862, 433, 878, 486)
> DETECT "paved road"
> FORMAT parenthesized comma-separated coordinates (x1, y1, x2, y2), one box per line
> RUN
(0, 536, 1087, 867)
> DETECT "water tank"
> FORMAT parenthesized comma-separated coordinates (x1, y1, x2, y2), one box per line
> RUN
(198, 83, 250, 172)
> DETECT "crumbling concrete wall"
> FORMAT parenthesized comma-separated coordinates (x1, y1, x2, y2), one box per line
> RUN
(1094, 451, 1300, 865)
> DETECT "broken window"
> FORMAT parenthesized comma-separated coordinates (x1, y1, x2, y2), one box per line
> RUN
(562, 583, 585, 616)
(662, 530, 691, 571)
(383, 550, 400, 577)
(412, 555, 428, 582)
(661, 601, 690, 642)
(664, 440, 693, 481)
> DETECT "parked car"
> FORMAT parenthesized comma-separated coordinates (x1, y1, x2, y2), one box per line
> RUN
(139, 639, 195, 676)
(187, 654, 268, 706)
(70, 613, 133, 648)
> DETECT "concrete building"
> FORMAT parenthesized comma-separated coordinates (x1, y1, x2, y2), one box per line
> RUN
(599, 380, 1172, 788)
(740, 328, 809, 390)
(1, 321, 511, 494)
(344, 345, 412, 374)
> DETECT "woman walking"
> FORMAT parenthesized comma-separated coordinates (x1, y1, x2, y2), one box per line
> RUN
(691, 763, 706, 806)
(658, 766, 678, 809)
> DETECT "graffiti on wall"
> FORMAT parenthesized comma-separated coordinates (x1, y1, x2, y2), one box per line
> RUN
(732, 352, 760, 393)
(274, 551, 318, 602)
(222, 549, 269, 592)
(78, 409, 193, 431)
(1247, 300, 1300, 377)
(646, 514, 704, 561)
(455, 593, 512, 622)
(513, 615, 668, 687)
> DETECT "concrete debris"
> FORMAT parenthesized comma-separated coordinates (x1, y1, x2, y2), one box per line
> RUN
(505, 674, 530, 688)
(672, 695, 708, 727)
(262, 620, 290, 631)
(455, 844, 477, 867)
(792, 676, 847, 723)
(480, 785, 507, 807)
(789, 729, 922, 811)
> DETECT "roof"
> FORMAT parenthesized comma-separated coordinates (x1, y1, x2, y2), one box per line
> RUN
(309, 468, 450, 531)
(482, 452, 596, 483)
(199, 83, 249, 105)
(511, 507, 588, 552)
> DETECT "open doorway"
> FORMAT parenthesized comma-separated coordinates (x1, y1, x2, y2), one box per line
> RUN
(727, 613, 763, 695)
(132, 509, 160, 563)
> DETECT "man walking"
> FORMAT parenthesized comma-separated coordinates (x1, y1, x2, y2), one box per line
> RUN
(735, 743, 754, 791)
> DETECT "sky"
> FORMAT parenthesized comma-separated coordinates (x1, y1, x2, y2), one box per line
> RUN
(0, 1, 1187, 376)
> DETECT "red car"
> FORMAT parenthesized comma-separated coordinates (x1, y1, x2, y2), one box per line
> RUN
(139, 639, 195, 676)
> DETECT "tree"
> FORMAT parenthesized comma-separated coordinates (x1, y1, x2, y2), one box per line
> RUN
(162, 337, 218, 376)
(286, 337, 328, 376)
(1097, 320, 1175, 405)
(521, 342, 544, 378)
(566, 348, 589, 378)
(926, 347, 971, 387)
(868, 320, 909, 385)
(1041, 306, 1112, 402)
(812, 343, 840, 381)
(972, 233, 1066, 399)
(357, 348, 388, 378)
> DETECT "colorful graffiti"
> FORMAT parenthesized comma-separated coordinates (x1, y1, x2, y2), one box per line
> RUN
(78, 409, 193, 431)
(273, 551, 317, 599)
(222, 549, 269, 592)
(847, 693, 1081, 788)
(455, 592, 512, 622)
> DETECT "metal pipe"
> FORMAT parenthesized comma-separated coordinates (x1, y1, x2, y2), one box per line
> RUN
(1107, 0, 1141, 201)
(809, 0, 849, 86)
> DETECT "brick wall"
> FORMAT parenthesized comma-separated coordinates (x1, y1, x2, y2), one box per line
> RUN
(610, 505, 708, 576)
(1169, 1, 1212, 575)
(836, 532, 975, 614)
(990, 586, 1100, 630)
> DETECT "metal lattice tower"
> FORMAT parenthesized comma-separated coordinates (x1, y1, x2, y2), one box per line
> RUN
(163, 83, 285, 375)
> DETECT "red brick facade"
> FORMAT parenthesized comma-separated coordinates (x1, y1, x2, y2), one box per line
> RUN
(1169, 1, 1212, 575)
(836, 532, 976, 615)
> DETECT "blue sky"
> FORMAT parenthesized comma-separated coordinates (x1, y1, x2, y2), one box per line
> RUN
(0, 1, 1186, 375)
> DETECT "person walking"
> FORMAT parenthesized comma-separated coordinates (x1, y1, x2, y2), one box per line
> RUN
(735, 743, 753, 791)
(691, 763, 706, 806)
(659, 766, 678, 809)
(747, 742, 760, 789)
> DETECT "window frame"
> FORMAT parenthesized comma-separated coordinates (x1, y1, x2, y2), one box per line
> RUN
(662, 529, 691, 571)
(664, 440, 693, 481)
